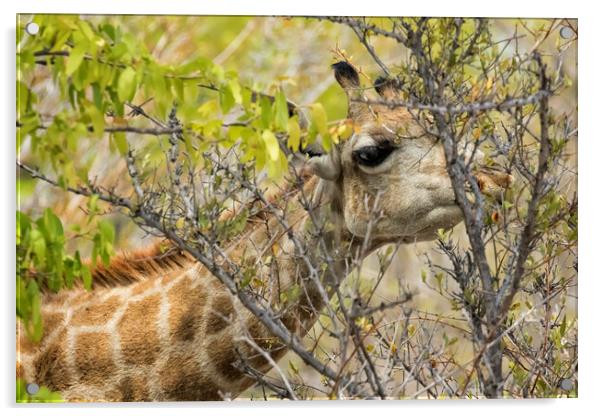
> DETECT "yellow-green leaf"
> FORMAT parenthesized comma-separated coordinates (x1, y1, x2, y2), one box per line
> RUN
(229, 79, 242, 104)
(310, 103, 328, 135)
(66, 43, 86, 76)
(274, 90, 289, 132)
(260, 96, 272, 129)
(310, 103, 330, 151)
(86, 104, 105, 138)
(81, 265, 92, 291)
(262, 130, 280, 161)
(117, 67, 137, 102)
(219, 84, 235, 113)
(112, 132, 128, 155)
(287, 117, 301, 151)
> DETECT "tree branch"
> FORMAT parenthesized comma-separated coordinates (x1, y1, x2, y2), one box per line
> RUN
(350, 90, 551, 115)
(496, 54, 552, 318)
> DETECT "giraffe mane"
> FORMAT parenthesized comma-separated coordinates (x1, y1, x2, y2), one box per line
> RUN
(88, 242, 195, 289)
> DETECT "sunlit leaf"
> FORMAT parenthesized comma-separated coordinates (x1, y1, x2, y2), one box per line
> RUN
(65, 43, 86, 76)
(262, 130, 280, 161)
(287, 116, 301, 151)
(274, 90, 289, 132)
(117, 67, 137, 102)
(111, 132, 128, 156)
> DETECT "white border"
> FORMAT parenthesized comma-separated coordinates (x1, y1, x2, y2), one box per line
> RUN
(3, 0, 582, 17)
(2, 1, 598, 416)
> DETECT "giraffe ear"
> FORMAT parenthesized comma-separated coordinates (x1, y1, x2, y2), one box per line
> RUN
(332, 61, 365, 119)
(332, 61, 360, 92)
(374, 76, 403, 99)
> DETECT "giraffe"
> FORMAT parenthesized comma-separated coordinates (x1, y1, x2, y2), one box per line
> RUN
(16, 61, 512, 401)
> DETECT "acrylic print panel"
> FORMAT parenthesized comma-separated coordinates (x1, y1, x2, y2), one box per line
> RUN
(16, 15, 577, 402)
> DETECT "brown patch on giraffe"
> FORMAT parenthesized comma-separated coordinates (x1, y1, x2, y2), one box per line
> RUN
(16, 360, 24, 379)
(244, 319, 287, 369)
(280, 311, 299, 333)
(69, 291, 95, 307)
(103, 387, 123, 402)
(17, 325, 39, 355)
(297, 289, 322, 324)
(130, 276, 158, 296)
(167, 277, 207, 342)
(71, 295, 120, 326)
(247, 319, 271, 350)
(74, 331, 115, 386)
(298, 307, 317, 329)
(205, 294, 234, 335)
(42, 290, 71, 306)
(118, 293, 161, 366)
(35, 329, 72, 390)
(159, 351, 221, 401)
(161, 268, 183, 286)
(247, 344, 288, 373)
(207, 339, 243, 382)
(210, 278, 225, 290)
(44, 311, 65, 333)
(118, 375, 150, 402)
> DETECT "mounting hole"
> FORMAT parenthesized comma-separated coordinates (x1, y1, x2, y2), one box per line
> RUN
(559, 26, 574, 40)
(559, 378, 573, 391)
(25, 383, 40, 395)
(25, 22, 39, 36)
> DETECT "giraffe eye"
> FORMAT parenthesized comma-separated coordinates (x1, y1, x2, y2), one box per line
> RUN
(352, 144, 394, 167)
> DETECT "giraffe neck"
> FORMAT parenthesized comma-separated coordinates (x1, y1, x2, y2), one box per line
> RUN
(193, 175, 365, 398)
(273, 177, 354, 332)
(19, 176, 378, 401)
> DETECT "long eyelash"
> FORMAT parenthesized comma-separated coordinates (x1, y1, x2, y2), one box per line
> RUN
(352, 144, 395, 167)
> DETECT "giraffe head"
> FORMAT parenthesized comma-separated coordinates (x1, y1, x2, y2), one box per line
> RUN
(305, 61, 465, 244)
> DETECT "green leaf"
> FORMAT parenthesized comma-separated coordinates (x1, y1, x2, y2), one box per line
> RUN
(16, 211, 31, 245)
(98, 220, 115, 244)
(92, 83, 104, 113)
(260, 96, 272, 129)
(262, 130, 280, 161)
(30, 229, 47, 267)
(117, 67, 137, 102)
(78, 20, 96, 42)
(43, 208, 64, 242)
(87, 194, 100, 218)
(86, 104, 105, 138)
(274, 90, 289, 132)
(287, 116, 301, 151)
(112, 132, 128, 156)
(310, 103, 328, 134)
(26, 280, 43, 342)
(17, 81, 34, 120)
(81, 264, 92, 291)
(310, 103, 330, 150)
(219, 84, 236, 114)
(229, 79, 242, 104)
(65, 43, 86, 76)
